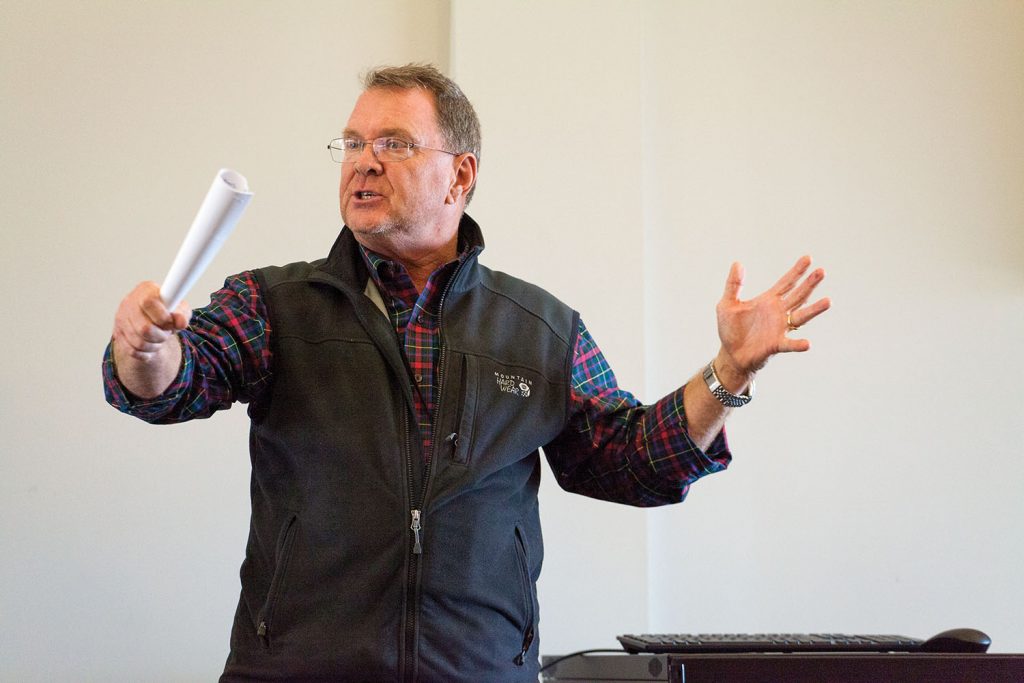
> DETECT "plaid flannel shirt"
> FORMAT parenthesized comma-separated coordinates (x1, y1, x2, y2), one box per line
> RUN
(104, 254, 729, 506)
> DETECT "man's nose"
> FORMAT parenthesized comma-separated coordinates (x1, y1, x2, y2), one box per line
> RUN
(353, 142, 382, 175)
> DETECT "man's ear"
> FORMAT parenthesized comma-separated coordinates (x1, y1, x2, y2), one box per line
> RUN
(446, 153, 478, 204)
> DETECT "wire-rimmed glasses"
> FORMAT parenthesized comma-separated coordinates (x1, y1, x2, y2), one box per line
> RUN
(327, 137, 459, 163)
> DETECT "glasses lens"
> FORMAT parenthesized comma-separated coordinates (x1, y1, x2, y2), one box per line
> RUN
(328, 139, 347, 163)
(376, 138, 413, 162)
(328, 138, 415, 163)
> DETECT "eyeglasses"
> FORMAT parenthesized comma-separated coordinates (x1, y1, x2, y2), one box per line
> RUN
(327, 137, 459, 163)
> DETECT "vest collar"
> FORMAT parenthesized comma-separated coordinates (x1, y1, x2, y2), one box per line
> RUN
(316, 214, 486, 293)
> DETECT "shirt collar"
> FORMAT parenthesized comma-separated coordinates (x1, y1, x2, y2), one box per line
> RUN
(357, 215, 481, 301)
(317, 213, 485, 292)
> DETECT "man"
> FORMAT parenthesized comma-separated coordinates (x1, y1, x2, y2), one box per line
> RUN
(104, 64, 829, 682)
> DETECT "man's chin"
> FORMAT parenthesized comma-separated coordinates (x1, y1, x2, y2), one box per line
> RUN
(345, 217, 401, 240)
(343, 213, 394, 236)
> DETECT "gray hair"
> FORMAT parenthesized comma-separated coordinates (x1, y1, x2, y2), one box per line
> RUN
(362, 63, 481, 202)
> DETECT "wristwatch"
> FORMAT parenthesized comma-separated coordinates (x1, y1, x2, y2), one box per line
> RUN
(702, 361, 755, 407)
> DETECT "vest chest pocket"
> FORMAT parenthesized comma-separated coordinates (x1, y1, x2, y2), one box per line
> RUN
(446, 353, 561, 468)
(448, 354, 479, 466)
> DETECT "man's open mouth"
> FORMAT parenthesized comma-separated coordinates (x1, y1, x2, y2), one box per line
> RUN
(356, 191, 379, 200)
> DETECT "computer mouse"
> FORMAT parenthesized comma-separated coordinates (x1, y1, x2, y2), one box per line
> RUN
(920, 628, 991, 653)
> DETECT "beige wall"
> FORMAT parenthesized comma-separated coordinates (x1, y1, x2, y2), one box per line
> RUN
(0, 2, 450, 679)
(639, 0, 1024, 646)
(450, 0, 654, 653)
(2, 1, 1022, 679)
(454, 0, 1024, 656)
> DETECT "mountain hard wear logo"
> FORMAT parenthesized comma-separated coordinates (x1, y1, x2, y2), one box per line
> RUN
(494, 372, 532, 398)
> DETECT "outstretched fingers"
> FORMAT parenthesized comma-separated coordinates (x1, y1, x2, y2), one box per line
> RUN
(771, 255, 813, 297)
(783, 267, 827, 312)
(716, 255, 832, 370)
(781, 295, 832, 354)
(721, 261, 745, 303)
(765, 256, 831, 357)
(778, 336, 813, 354)
(788, 295, 832, 331)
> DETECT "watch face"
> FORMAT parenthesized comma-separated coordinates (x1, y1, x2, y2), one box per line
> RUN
(702, 363, 718, 388)
(704, 362, 752, 407)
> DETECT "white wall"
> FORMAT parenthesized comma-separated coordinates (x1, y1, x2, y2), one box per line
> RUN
(2, 1, 1022, 679)
(453, 0, 1024, 656)
(640, 0, 1024, 650)
(1, 2, 450, 680)
(450, 0, 654, 655)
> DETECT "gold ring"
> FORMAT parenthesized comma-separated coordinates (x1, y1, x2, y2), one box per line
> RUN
(787, 312, 800, 331)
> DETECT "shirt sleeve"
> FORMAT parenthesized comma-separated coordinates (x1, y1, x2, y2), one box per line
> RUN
(102, 272, 272, 424)
(543, 318, 731, 507)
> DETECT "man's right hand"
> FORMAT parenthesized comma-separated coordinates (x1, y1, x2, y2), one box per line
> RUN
(111, 281, 191, 398)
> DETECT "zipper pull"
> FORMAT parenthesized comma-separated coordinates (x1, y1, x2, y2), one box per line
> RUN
(410, 509, 423, 554)
(514, 626, 535, 665)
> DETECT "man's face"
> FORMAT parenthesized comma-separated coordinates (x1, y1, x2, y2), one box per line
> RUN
(339, 87, 461, 254)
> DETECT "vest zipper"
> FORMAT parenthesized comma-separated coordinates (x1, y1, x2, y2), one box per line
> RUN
(403, 255, 469, 682)
(406, 254, 465, 554)
(403, 410, 419, 683)
(410, 509, 422, 554)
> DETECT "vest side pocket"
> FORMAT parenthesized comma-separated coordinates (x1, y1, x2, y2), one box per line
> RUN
(256, 513, 299, 650)
(512, 522, 537, 666)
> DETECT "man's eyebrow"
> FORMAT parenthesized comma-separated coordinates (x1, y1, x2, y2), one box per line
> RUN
(341, 127, 416, 140)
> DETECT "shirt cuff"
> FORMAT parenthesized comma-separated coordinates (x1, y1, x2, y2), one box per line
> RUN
(655, 383, 733, 477)
(102, 338, 193, 421)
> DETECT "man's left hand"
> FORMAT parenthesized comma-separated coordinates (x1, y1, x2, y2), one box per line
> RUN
(714, 255, 831, 388)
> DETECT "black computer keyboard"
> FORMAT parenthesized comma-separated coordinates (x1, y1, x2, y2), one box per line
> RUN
(617, 632, 925, 654)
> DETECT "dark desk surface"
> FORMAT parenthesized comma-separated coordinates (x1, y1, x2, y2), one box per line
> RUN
(541, 651, 1024, 683)
(669, 652, 1024, 683)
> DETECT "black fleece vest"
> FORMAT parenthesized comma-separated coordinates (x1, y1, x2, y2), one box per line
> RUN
(220, 218, 580, 682)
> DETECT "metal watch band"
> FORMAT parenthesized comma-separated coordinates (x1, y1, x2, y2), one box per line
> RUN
(702, 361, 754, 408)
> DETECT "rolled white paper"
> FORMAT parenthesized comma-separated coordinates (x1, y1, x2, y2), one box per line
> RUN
(160, 168, 253, 311)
